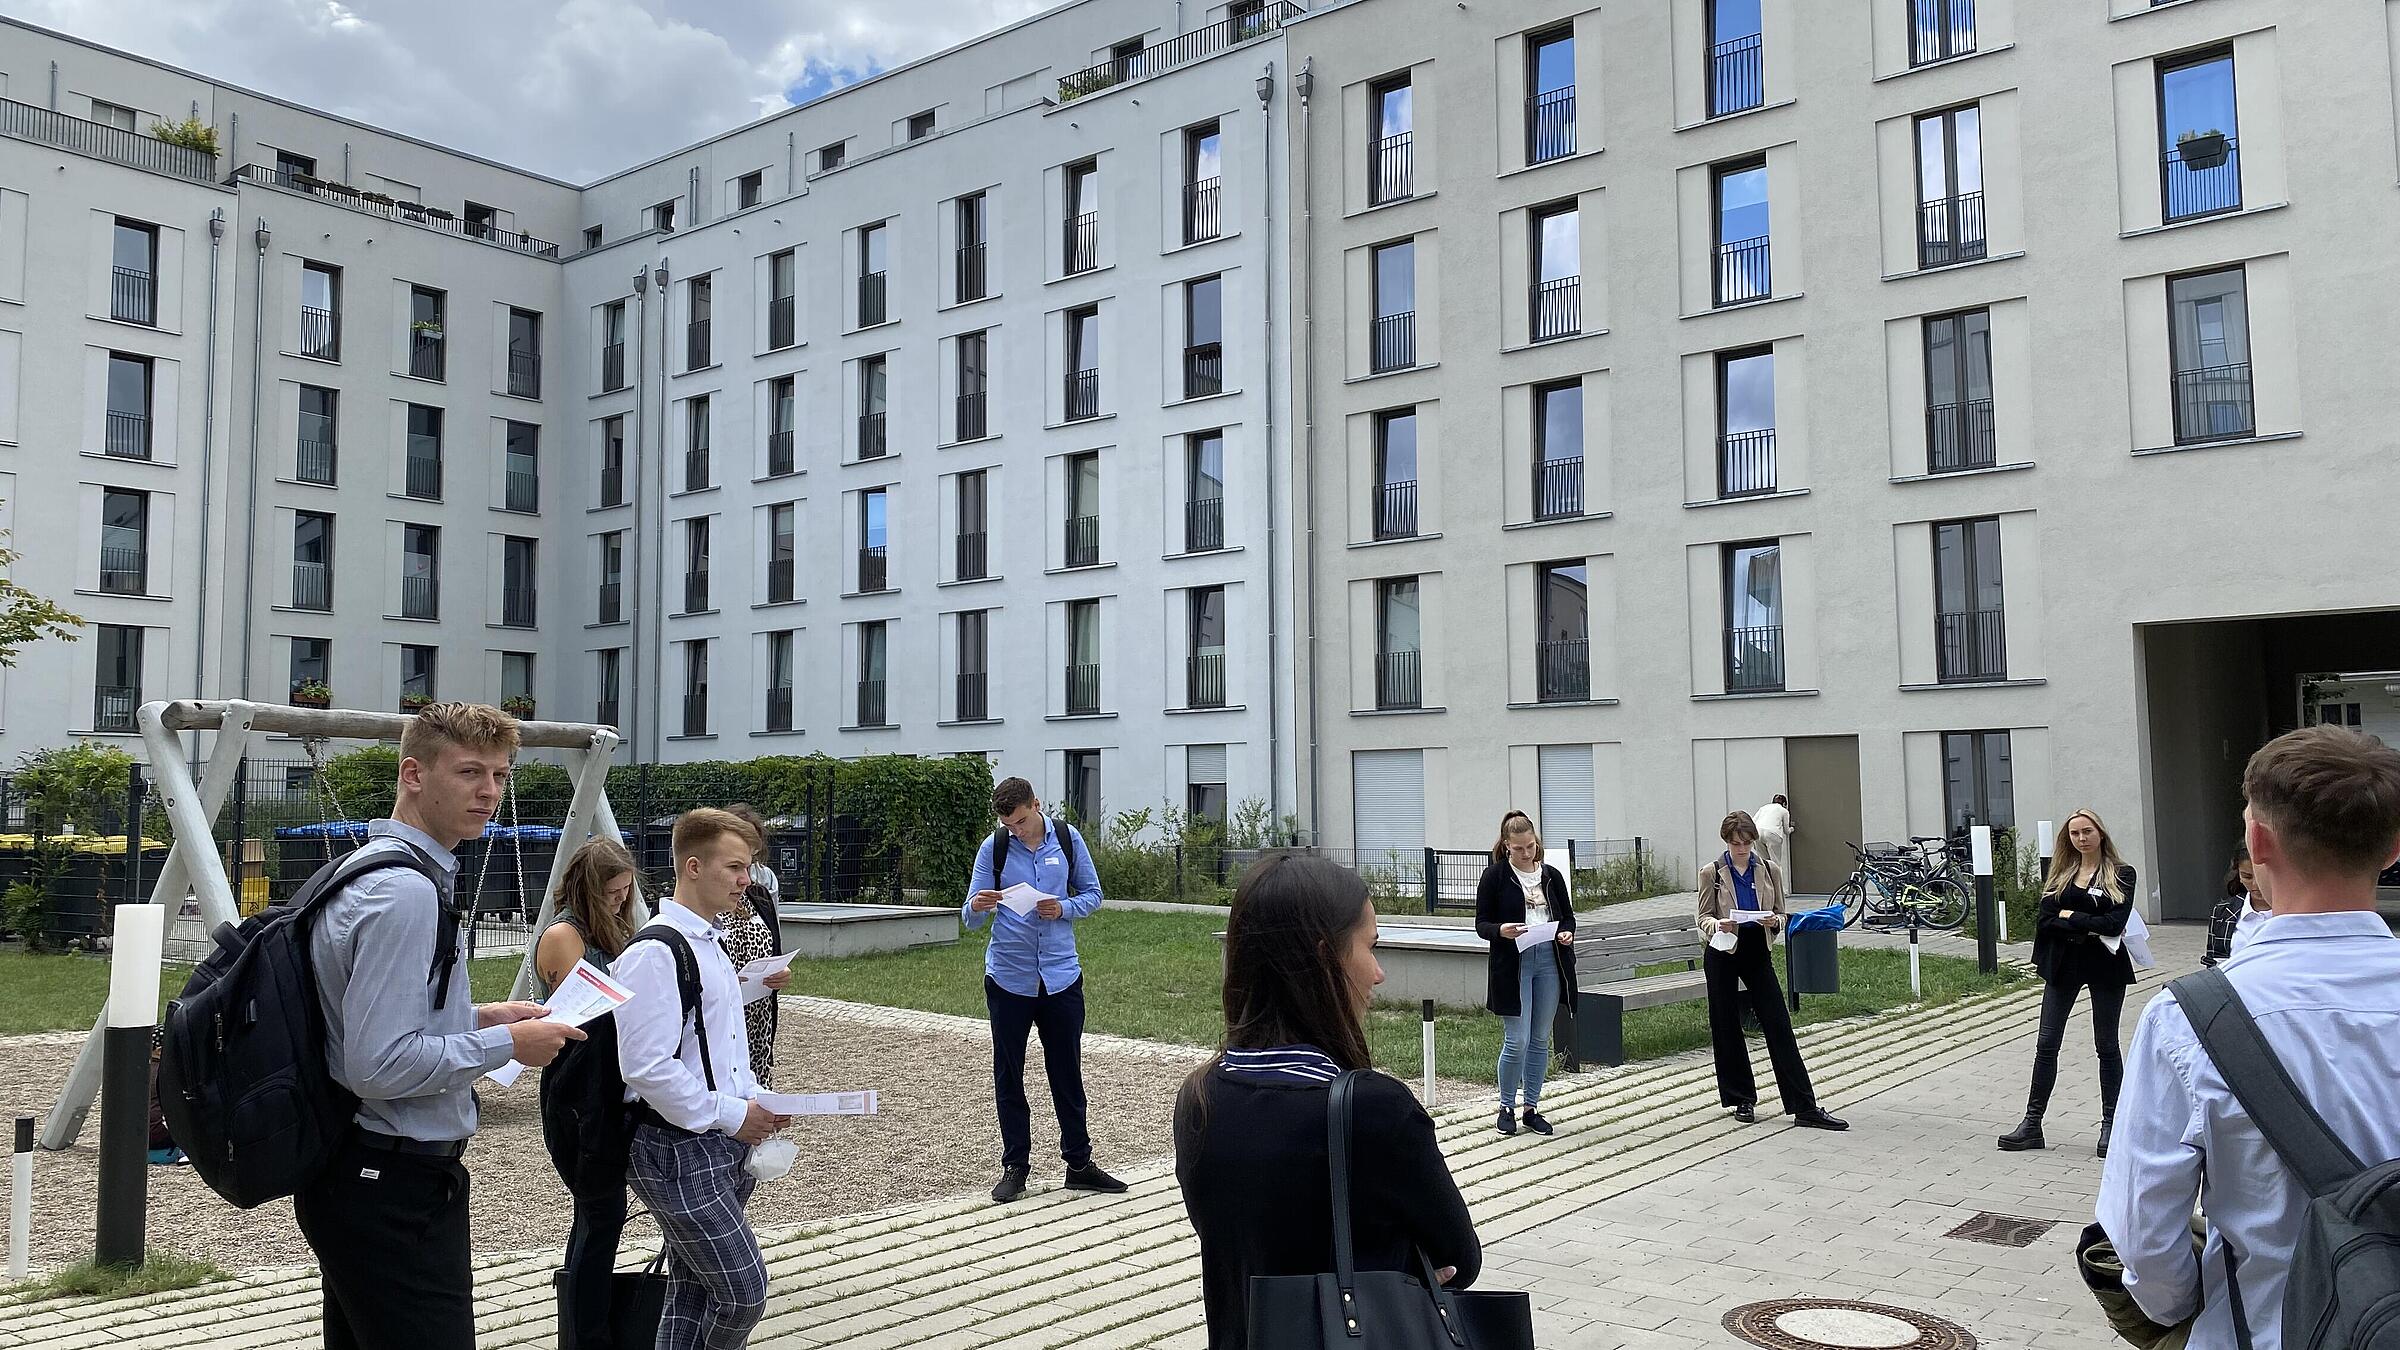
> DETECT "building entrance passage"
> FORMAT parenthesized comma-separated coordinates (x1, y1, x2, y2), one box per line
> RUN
(1784, 735, 1861, 896)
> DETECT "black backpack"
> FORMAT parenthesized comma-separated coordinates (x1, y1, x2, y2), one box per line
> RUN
(2171, 966, 2400, 1350)
(539, 924, 710, 1194)
(159, 844, 454, 1210)
(983, 818, 1089, 898)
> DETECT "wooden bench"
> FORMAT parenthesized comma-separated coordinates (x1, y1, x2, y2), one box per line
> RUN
(1564, 911, 1709, 1068)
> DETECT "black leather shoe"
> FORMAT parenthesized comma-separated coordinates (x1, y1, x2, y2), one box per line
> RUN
(1732, 1103, 1757, 1124)
(1064, 1163, 1128, 1194)
(2097, 1116, 2114, 1160)
(1793, 1108, 1850, 1132)
(991, 1165, 1030, 1203)
(1997, 1116, 2047, 1152)
(1520, 1110, 1554, 1136)
(1495, 1109, 1519, 1136)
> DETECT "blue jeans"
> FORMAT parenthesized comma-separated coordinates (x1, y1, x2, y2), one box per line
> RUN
(1496, 948, 1562, 1109)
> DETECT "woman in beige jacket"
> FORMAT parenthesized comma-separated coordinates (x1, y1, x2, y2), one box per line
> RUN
(1697, 810, 1847, 1130)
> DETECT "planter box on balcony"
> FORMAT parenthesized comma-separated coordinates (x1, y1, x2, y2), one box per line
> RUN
(2177, 133, 2228, 170)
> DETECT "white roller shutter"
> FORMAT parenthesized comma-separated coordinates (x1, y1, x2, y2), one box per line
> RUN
(1352, 750, 1425, 866)
(1539, 744, 1596, 856)
(1187, 743, 1228, 786)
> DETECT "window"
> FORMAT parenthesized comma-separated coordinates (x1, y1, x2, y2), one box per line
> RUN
(501, 652, 535, 710)
(1188, 585, 1227, 709)
(1373, 408, 1419, 540)
(298, 385, 338, 484)
(463, 203, 497, 239)
(1933, 517, 2005, 682)
(596, 649, 622, 726)
(502, 536, 537, 628)
(599, 415, 626, 506)
(100, 488, 148, 595)
(859, 488, 888, 592)
(1723, 540, 1783, 692)
(274, 150, 317, 182)
(1065, 598, 1101, 714)
(818, 141, 847, 173)
(1370, 239, 1416, 372)
(292, 511, 333, 612)
(504, 422, 539, 512)
(1186, 430, 1226, 552)
(1717, 347, 1776, 497)
(1187, 746, 1229, 833)
(857, 621, 889, 726)
(767, 503, 797, 604)
(765, 631, 796, 731)
(1184, 122, 1223, 244)
(768, 250, 798, 349)
(1924, 308, 1994, 473)
(907, 110, 936, 141)
(1530, 203, 1580, 342)
(956, 610, 990, 721)
(300, 262, 341, 360)
(687, 275, 713, 369)
(1712, 158, 1770, 306)
(685, 396, 711, 490)
(508, 308, 542, 397)
(1065, 306, 1101, 420)
(858, 222, 889, 327)
(1533, 380, 1583, 519)
(681, 640, 708, 735)
(1370, 76, 1414, 204)
(1184, 275, 1224, 399)
(858, 355, 889, 458)
(289, 637, 330, 699)
(408, 285, 447, 381)
(1537, 561, 1591, 702)
(2159, 49, 2239, 222)
(584, 226, 604, 250)
(1064, 161, 1100, 275)
(405, 404, 443, 500)
(1527, 27, 1576, 164)
(956, 193, 989, 303)
(767, 376, 797, 476)
(602, 301, 629, 391)
(684, 517, 711, 613)
(402, 524, 440, 619)
(956, 331, 989, 441)
(598, 532, 625, 624)
(94, 625, 142, 731)
(91, 100, 136, 131)
(104, 353, 152, 459)
(1064, 749, 1101, 825)
(1915, 105, 1985, 268)
(2168, 266, 2253, 444)
(737, 170, 764, 209)
(1941, 730, 2014, 833)
(956, 470, 989, 581)
(652, 199, 678, 233)
(1375, 578, 1422, 710)
(400, 644, 438, 707)
(1706, 0, 1765, 118)
(1910, 0, 1975, 67)
(1065, 453, 1101, 567)
(110, 219, 156, 326)
(1111, 36, 1146, 76)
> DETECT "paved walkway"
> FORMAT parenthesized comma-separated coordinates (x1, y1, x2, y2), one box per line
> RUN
(2, 927, 2197, 1350)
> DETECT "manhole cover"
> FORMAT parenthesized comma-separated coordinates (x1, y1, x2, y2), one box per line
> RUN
(1944, 1211, 2059, 1248)
(1724, 1299, 1977, 1350)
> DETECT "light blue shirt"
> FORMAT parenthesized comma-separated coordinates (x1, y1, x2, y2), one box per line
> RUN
(2097, 910, 2400, 1350)
(962, 819, 1102, 997)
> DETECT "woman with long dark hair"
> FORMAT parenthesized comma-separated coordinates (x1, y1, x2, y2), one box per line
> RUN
(1999, 808, 2136, 1157)
(1174, 855, 1481, 1350)
(1474, 811, 1575, 1136)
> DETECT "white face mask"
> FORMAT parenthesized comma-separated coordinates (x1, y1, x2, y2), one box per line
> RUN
(745, 1135, 797, 1182)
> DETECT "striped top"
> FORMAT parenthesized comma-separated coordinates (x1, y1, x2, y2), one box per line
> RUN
(1219, 1045, 1342, 1084)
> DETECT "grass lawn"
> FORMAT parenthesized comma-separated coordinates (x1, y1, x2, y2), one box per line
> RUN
(0, 950, 528, 1036)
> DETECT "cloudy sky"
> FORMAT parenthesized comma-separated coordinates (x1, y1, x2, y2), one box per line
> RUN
(15, 0, 1053, 182)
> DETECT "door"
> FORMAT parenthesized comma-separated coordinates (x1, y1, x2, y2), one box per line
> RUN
(1784, 735, 1861, 896)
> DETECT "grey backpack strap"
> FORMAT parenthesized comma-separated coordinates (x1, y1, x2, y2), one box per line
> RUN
(2169, 967, 2362, 1197)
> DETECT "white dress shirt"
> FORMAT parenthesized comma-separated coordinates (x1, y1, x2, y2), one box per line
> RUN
(2229, 902, 2272, 957)
(2097, 910, 2400, 1350)
(614, 898, 763, 1136)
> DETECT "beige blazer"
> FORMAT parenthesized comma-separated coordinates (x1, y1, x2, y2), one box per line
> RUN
(1695, 854, 1790, 942)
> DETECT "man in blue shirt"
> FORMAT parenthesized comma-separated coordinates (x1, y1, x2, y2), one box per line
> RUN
(965, 775, 1125, 1203)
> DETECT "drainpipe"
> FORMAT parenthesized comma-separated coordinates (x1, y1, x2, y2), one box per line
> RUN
(650, 258, 672, 764)
(235, 217, 270, 702)
(190, 208, 226, 762)
(1256, 63, 1283, 833)
(47, 63, 57, 112)
(628, 268, 650, 763)
(1295, 59, 1322, 843)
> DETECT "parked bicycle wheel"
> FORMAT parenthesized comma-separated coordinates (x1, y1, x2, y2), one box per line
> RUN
(1919, 877, 1971, 929)
(1832, 878, 1871, 928)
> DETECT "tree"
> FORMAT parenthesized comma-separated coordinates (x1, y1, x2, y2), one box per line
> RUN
(0, 512, 81, 666)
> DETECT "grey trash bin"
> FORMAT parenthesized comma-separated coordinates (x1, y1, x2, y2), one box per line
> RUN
(1786, 926, 1840, 996)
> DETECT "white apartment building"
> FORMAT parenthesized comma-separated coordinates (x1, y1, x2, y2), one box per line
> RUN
(1279, 0, 2400, 917)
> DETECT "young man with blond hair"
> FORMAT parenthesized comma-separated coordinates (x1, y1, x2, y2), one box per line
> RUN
(296, 702, 585, 1350)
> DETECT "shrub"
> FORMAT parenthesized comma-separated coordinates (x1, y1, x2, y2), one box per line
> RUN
(2, 882, 47, 952)
(148, 115, 219, 156)
(1571, 848, 1685, 908)
(1963, 826, 2043, 943)
(11, 742, 137, 833)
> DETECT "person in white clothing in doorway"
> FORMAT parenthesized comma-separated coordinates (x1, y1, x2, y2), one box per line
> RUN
(1753, 794, 1793, 871)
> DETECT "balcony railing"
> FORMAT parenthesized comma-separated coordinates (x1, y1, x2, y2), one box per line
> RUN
(686, 318, 712, 370)
(1065, 514, 1101, 569)
(766, 685, 795, 733)
(1187, 649, 1227, 709)
(858, 271, 888, 328)
(599, 464, 624, 507)
(1725, 623, 1785, 692)
(1926, 399, 1996, 474)
(1708, 33, 1765, 117)
(2163, 136, 2241, 222)
(1183, 343, 1224, 399)
(292, 560, 332, 611)
(1063, 213, 1099, 275)
(2, 97, 216, 180)
(682, 692, 708, 737)
(858, 411, 887, 459)
(1917, 192, 1986, 269)
(1065, 662, 1102, 715)
(769, 294, 796, 349)
(956, 670, 988, 722)
(507, 346, 541, 398)
(939, 239, 984, 306)
(684, 447, 710, 492)
(1538, 638, 1591, 702)
(503, 586, 537, 629)
(1719, 428, 1778, 498)
(683, 568, 710, 614)
(768, 557, 795, 605)
(1376, 649, 1422, 710)
(505, 469, 539, 513)
(300, 306, 340, 361)
(857, 678, 888, 728)
(94, 685, 140, 733)
(1056, 3, 1298, 101)
(1527, 87, 1576, 164)
(1910, 0, 1976, 66)
(103, 409, 150, 460)
(1534, 457, 1583, 520)
(1184, 178, 1222, 245)
(2172, 361, 2255, 444)
(1370, 132, 1414, 206)
(99, 545, 145, 595)
(1374, 480, 1419, 541)
(767, 429, 795, 476)
(297, 429, 337, 485)
(405, 450, 443, 500)
(230, 165, 560, 256)
(1186, 495, 1225, 553)
(402, 573, 439, 620)
(1714, 234, 1771, 306)
(1530, 277, 1580, 342)
(598, 580, 623, 624)
(956, 530, 988, 581)
(110, 267, 156, 326)
(1936, 607, 2008, 683)
(601, 341, 626, 391)
(956, 390, 987, 442)
(409, 331, 446, 381)
(1064, 368, 1100, 422)
(1371, 311, 1416, 373)
(857, 545, 888, 593)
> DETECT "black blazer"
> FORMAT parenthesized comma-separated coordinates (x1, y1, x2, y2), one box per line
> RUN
(2033, 863, 2138, 989)
(1474, 861, 1579, 1017)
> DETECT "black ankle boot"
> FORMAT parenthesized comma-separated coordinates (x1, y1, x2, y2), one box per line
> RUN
(2097, 1115, 2114, 1159)
(1998, 1114, 2047, 1151)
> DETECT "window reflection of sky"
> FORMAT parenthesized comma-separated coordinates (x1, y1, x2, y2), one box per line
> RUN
(1717, 164, 1768, 243)
(1712, 0, 1762, 43)
(1723, 352, 1774, 433)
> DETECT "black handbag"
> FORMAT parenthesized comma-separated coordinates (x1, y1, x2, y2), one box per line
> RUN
(554, 1213, 669, 1350)
(1246, 1071, 1535, 1350)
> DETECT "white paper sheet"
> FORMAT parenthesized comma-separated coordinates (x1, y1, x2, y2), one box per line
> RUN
(1728, 908, 1776, 924)
(738, 951, 801, 1005)
(482, 961, 638, 1086)
(1513, 920, 1559, 952)
(756, 1089, 880, 1117)
(997, 882, 1056, 917)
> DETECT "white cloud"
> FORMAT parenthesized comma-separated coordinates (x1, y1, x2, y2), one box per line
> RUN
(14, 0, 1051, 181)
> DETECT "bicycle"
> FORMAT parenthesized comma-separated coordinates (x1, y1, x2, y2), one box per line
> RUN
(1832, 841, 1970, 930)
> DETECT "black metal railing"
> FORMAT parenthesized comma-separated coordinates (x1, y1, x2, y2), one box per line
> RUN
(1184, 178, 1223, 244)
(1917, 192, 1986, 269)
(768, 557, 795, 605)
(598, 581, 622, 624)
(99, 544, 145, 594)
(599, 464, 624, 507)
(1714, 234, 1771, 306)
(505, 469, 539, 513)
(402, 574, 439, 619)
(767, 429, 795, 476)
(507, 346, 540, 399)
(405, 450, 442, 500)
(956, 671, 988, 722)
(1370, 132, 1414, 205)
(1188, 650, 1227, 709)
(1534, 457, 1583, 520)
(1065, 368, 1100, 422)
(1375, 480, 1419, 540)
(1056, 3, 1298, 101)
(300, 306, 340, 360)
(684, 447, 710, 492)
(682, 692, 708, 737)
(1376, 649, 1422, 710)
(1183, 343, 1224, 399)
(602, 341, 626, 391)
(229, 165, 560, 256)
(1725, 624, 1784, 692)
(769, 294, 797, 349)
(1719, 428, 1777, 498)
(103, 410, 150, 460)
(292, 560, 331, 611)
(766, 685, 794, 732)
(110, 267, 156, 326)
(858, 411, 887, 459)
(683, 568, 710, 613)
(297, 432, 336, 485)
(858, 271, 887, 327)
(1709, 33, 1765, 117)
(2172, 361, 2255, 444)
(1065, 514, 1101, 568)
(1538, 638, 1591, 702)
(1065, 662, 1101, 715)
(2163, 136, 2241, 222)
(2, 98, 216, 180)
(1911, 0, 1976, 66)
(1530, 277, 1579, 342)
(93, 685, 139, 733)
(1371, 311, 1416, 373)
(956, 390, 987, 442)
(410, 331, 446, 380)
(955, 244, 987, 303)
(1926, 399, 1996, 473)
(1936, 607, 2007, 683)
(857, 679, 888, 727)
(686, 318, 711, 370)
(857, 545, 888, 593)
(1186, 495, 1225, 553)
(1528, 87, 1576, 164)
(1064, 213, 1099, 275)
(503, 586, 537, 629)
(956, 530, 988, 581)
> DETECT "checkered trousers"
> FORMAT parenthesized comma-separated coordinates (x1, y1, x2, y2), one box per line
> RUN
(627, 1125, 767, 1350)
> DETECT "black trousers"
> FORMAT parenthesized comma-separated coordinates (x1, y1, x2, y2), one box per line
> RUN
(293, 1134, 474, 1350)
(559, 1181, 630, 1350)
(986, 974, 1091, 1170)
(1704, 926, 1819, 1113)
(2027, 974, 2127, 1119)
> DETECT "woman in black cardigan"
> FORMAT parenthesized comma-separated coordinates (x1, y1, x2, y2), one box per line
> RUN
(2000, 808, 2137, 1157)
(1473, 811, 1577, 1137)
(1173, 855, 1480, 1350)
